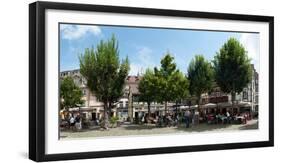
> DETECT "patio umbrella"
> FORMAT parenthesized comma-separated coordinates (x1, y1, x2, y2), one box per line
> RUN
(218, 102, 232, 107)
(190, 105, 198, 109)
(238, 101, 251, 107)
(68, 107, 79, 112)
(202, 103, 217, 109)
(179, 105, 189, 109)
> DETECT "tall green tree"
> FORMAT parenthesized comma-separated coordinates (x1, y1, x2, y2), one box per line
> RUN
(171, 70, 190, 112)
(138, 69, 157, 117)
(154, 53, 178, 113)
(60, 76, 84, 111)
(213, 38, 252, 109)
(79, 35, 130, 129)
(187, 55, 214, 109)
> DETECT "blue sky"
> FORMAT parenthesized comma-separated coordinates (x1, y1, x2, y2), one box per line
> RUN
(60, 24, 260, 75)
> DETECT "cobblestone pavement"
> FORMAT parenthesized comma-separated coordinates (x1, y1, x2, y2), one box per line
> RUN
(60, 119, 258, 139)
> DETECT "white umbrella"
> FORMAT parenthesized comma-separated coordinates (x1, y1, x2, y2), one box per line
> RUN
(190, 105, 198, 109)
(202, 103, 217, 109)
(179, 105, 189, 109)
(218, 102, 232, 107)
(238, 101, 251, 107)
(68, 107, 79, 111)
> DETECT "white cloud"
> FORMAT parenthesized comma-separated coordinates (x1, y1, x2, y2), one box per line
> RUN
(239, 33, 260, 72)
(239, 33, 259, 61)
(138, 47, 153, 64)
(129, 47, 156, 76)
(129, 64, 143, 76)
(60, 24, 101, 40)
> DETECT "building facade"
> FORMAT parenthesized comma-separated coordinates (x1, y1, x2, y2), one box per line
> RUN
(61, 64, 258, 122)
(60, 69, 104, 121)
(201, 64, 259, 115)
(240, 64, 259, 113)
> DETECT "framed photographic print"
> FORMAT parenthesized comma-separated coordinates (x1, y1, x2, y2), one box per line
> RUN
(29, 1, 274, 162)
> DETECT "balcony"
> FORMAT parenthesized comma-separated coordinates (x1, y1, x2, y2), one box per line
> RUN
(203, 95, 229, 104)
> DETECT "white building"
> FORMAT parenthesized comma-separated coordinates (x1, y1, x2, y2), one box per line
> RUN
(202, 64, 259, 115)
(60, 69, 104, 121)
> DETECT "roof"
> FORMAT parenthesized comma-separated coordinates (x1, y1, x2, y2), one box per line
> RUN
(126, 75, 142, 83)
(126, 76, 142, 95)
(130, 83, 140, 95)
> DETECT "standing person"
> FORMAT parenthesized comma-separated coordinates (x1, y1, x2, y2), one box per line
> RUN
(75, 114, 82, 131)
(141, 115, 145, 124)
(69, 115, 75, 131)
(191, 110, 195, 126)
(174, 113, 179, 127)
(192, 110, 196, 126)
(194, 110, 199, 125)
(184, 110, 190, 128)
(226, 111, 231, 124)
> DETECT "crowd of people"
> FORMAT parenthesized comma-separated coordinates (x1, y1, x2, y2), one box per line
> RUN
(61, 108, 254, 131)
(64, 114, 82, 131)
(183, 109, 252, 128)
(136, 109, 253, 128)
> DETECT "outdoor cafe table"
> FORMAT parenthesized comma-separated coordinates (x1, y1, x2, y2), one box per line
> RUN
(219, 116, 227, 124)
(235, 116, 246, 124)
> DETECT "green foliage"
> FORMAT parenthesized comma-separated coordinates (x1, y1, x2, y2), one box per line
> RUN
(153, 53, 189, 112)
(170, 70, 190, 102)
(109, 116, 119, 124)
(138, 69, 158, 115)
(79, 35, 129, 128)
(154, 53, 177, 103)
(138, 69, 157, 103)
(187, 55, 214, 101)
(60, 76, 84, 110)
(139, 53, 189, 114)
(79, 35, 130, 106)
(213, 38, 252, 95)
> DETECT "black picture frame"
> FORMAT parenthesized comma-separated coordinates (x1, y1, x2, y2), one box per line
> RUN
(29, 1, 274, 162)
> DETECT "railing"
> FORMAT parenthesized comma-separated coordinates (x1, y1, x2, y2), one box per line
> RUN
(202, 95, 229, 104)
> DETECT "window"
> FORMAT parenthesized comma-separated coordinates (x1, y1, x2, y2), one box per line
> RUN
(125, 101, 129, 108)
(243, 91, 248, 100)
(83, 89, 86, 95)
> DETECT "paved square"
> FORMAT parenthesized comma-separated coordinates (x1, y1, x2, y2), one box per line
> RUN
(60, 119, 258, 139)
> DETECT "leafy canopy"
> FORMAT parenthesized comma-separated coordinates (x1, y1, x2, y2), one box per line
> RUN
(154, 53, 177, 103)
(79, 35, 130, 105)
(213, 38, 252, 94)
(154, 53, 189, 104)
(170, 70, 189, 102)
(60, 76, 84, 110)
(138, 68, 158, 104)
(188, 55, 214, 98)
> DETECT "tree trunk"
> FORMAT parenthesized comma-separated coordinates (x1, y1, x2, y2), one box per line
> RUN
(128, 91, 133, 123)
(164, 101, 167, 115)
(108, 102, 112, 118)
(102, 100, 109, 129)
(215, 92, 218, 113)
(197, 95, 201, 112)
(231, 92, 236, 114)
(175, 101, 178, 114)
(87, 90, 90, 107)
(147, 102, 151, 117)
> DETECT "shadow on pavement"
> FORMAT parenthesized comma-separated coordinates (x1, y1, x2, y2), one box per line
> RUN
(238, 121, 258, 130)
(123, 124, 158, 130)
(175, 123, 231, 132)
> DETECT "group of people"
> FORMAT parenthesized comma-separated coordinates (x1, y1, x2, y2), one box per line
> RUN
(206, 111, 231, 124)
(155, 113, 180, 127)
(184, 110, 200, 128)
(183, 109, 253, 128)
(207, 111, 252, 124)
(63, 109, 252, 131)
(137, 113, 180, 127)
(69, 114, 82, 131)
